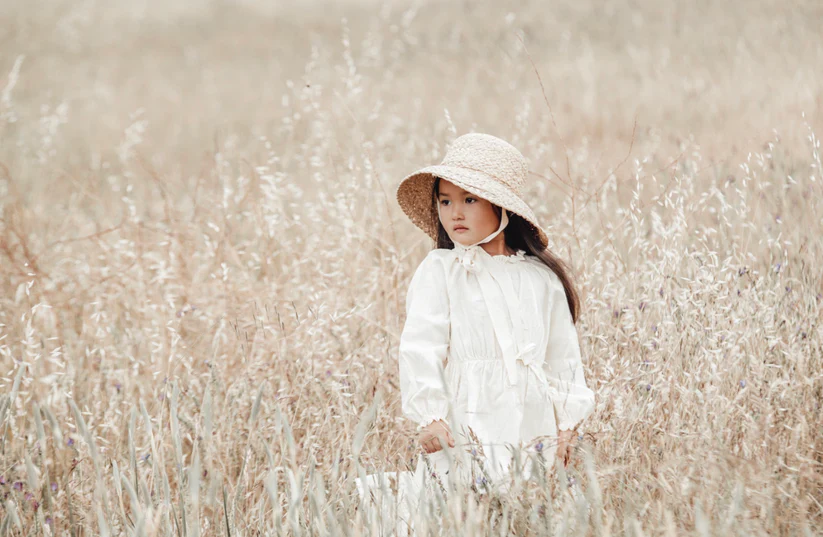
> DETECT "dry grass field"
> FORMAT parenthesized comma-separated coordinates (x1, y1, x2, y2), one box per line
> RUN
(1, 0, 822, 534)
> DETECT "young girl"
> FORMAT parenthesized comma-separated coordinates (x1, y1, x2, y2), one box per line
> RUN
(356, 133, 596, 531)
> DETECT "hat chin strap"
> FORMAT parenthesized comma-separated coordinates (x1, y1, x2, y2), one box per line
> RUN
(438, 203, 509, 247)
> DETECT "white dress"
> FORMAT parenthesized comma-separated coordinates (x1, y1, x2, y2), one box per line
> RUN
(355, 239, 596, 533)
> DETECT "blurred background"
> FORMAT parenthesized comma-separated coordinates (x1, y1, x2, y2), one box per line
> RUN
(3, 0, 822, 166)
(1, 0, 821, 535)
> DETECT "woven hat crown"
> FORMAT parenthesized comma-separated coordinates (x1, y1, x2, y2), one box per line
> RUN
(441, 133, 529, 195)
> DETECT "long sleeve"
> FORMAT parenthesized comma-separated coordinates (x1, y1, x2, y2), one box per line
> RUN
(398, 251, 452, 431)
(543, 280, 596, 431)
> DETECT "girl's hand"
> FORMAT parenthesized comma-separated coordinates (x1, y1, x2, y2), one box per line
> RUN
(556, 429, 577, 466)
(418, 420, 455, 454)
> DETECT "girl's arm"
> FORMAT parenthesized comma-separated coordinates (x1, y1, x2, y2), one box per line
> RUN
(398, 251, 452, 431)
(542, 280, 596, 432)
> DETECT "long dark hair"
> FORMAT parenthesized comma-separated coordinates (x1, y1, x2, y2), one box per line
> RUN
(431, 176, 582, 324)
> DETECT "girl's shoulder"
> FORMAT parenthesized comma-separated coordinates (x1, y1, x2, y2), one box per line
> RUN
(414, 248, 453, 273)
(409, 248, 452, 277)
(405, 250, 453, 296)
(426, 248, 457, 262)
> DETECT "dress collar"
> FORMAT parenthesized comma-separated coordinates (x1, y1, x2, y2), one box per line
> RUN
(452, 242, 527, 272)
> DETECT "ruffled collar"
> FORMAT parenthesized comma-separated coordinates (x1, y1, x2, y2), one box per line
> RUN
(493, 248, 528, 263)
(452, 242, 527, 273)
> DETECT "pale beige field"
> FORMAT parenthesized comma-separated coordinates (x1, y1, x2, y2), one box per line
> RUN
(1, 0, 822, 535)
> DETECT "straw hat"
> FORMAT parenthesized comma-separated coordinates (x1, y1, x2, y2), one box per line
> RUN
(396, 133, 549, 249)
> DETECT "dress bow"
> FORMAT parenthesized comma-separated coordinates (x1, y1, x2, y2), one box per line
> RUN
(457, 245, 482, 273)
(440, 207, 540, 389)
(515, 341, 539, 367)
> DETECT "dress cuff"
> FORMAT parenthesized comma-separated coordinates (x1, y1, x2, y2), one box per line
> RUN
(547, 384, 595, 432)
(416, 416, 449, 432)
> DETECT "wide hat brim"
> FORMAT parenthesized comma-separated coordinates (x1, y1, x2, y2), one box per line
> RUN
(396, 164, 549, 250)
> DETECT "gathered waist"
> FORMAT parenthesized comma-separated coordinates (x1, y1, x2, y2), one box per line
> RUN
(444, 354, 559, 415)
(448, 354, 501, 363)
(446, 356, 548, 384)
(447, 353, 543, 366)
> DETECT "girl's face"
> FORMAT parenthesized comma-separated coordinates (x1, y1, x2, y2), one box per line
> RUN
(437, 178, 500, 246)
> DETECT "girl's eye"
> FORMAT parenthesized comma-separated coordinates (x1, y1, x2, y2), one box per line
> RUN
(440, 198, 474, 205)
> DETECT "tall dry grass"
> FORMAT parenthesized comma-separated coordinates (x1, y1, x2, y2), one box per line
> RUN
(0, 0, 822, 535)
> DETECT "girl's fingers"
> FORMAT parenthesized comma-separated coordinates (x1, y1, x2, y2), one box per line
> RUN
(558, 443, 568, 465)
(420, 430, 455, 453)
